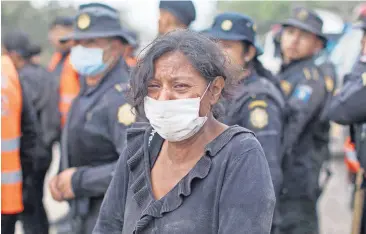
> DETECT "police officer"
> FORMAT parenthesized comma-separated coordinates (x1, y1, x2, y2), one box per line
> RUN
(48, 16, 74, 78)
(3, 31, 59, 234)
(327, 17, 366, 233)
(48, 3, 135, 234)
(203, 13, 284, 232)
(158, 0, 196, 35)
(276, 8, 327, 234)
(2, 46, 39, 234)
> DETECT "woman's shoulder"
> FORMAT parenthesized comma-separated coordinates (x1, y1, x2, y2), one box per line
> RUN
(210, 125, 263, 157)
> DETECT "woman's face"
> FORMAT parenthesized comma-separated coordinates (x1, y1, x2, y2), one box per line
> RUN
(147, 51, 223, 116)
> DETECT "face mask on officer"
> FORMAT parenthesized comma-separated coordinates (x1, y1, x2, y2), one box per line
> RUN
(70, 37, 119, 77)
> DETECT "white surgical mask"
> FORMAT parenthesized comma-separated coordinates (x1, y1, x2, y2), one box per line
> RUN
(144, 83, 211, 142)
(70, 45, 109, 76)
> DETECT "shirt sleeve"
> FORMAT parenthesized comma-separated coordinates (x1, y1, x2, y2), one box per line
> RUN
(218, 145, 276, 234)
(19, 80, 40, 174)
(93, 148, 129, 234)
(71, 93, 135, 198)
(282, 75, 326, 153)
(327, 78, 366, 125)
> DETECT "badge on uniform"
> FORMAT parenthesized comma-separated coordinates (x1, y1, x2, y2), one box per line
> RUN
(280, 80, 292, 96)
(325, 76, 334, 92)
(362, 72, 366, 87)
(293, 85, 313, 103)
(118, 103, 136, 126)
(249, 108, 268, 129)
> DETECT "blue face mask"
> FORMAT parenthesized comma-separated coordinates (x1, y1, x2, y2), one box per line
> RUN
(70, 45, 109, 76)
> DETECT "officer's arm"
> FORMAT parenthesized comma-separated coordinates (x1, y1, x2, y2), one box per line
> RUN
(282, 76, 326, 153)
(71, 97, 134, 198)
(327, 78, 366, 125)
(39, 71, 61, 146)
(243, 97, 284, 198)
(19, 81, 39, 173)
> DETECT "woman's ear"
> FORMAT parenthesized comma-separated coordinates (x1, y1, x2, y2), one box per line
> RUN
(210, 76, 225, 105)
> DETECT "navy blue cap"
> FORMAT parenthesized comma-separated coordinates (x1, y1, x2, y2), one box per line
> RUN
(122, 29, 139, 48)
(159, 1, 196, 26)
(354, 16, 366, 31)
(27, 44, 42, 57)
(203, 12, 263, 56)
(60, 3, 130, 42)
(50, 16, 74, 29)
(3, 31, 35, 58)
(281, 7, 326, 43)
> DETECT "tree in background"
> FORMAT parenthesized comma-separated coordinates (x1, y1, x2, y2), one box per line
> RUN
(1, 0, 76, 64)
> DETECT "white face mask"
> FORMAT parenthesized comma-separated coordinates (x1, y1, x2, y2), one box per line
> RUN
(144, 83, 211, 142)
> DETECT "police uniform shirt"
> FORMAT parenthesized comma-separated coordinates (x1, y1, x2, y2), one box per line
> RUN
(224, 71, 284, 197)
(278, 57, 327, 199)
(63, 57, 135, 198)
(94, 123, 275, 234)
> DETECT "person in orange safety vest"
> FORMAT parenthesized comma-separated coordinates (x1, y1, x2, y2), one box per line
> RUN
(1, 50, 38, 234)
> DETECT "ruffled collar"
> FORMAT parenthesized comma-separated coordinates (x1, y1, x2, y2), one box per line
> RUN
(127, 125, 247, 233)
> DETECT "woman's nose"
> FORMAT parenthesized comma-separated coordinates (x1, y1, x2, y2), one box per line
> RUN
(155, 87, 173, 101)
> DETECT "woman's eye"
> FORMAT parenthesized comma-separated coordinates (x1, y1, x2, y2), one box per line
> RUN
(148, 84, 160, 89)
(174, 84, 189, 89)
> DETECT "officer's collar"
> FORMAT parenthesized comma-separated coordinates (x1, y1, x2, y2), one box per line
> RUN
(280, 55, 314, 72)
(241, 64, 258, 85)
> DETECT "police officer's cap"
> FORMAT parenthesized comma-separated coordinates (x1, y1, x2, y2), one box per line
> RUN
(122, 29, 139, 48)
(159, 1, 196, 26)
(281, 7, 327, 43)
(27, 44, 42, 57)
(60, 3, 131, 43)
(203, 12, 263, 56)
(354, 15, 366, 31)
(50, 16, 74, 29)
(3, 31, 36, 58)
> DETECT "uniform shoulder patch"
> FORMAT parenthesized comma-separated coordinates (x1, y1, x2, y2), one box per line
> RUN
(293, 84, 313, 103)
(249, 108, 268, 129)
(325, 76, 334, 92)
(303, 68, 312, 80)
(280, 80, 292, 96)
(118, 103, 136, 126)
(248, 100, 267, 109)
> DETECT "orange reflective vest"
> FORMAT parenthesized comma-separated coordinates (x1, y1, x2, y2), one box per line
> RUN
(344, 136, 360, 173)
(125, 56, 137, 68)
(48, 53, 80, 127)
(1, 55, 23, 214)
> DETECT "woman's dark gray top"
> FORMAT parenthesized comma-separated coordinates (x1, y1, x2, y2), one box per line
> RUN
(93, 123, 275, 234)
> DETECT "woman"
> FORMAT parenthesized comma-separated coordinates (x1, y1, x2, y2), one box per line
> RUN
(93, 30, 275, 234)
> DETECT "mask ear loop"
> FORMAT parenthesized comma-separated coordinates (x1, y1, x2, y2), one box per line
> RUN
(200, 81, 212, 100)
(200, 81, 212, 118)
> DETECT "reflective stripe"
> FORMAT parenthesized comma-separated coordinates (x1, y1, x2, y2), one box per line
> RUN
(1, 137, 20, 152)
(61, 95, 76, 104)
(1, 170, 22, 184)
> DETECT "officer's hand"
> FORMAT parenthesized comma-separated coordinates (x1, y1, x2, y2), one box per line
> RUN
(49, 175, 63, 202)
(57, 168, 77, 200)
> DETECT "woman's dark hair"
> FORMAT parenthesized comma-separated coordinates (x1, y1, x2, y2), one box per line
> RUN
(129, 29, 237, 118)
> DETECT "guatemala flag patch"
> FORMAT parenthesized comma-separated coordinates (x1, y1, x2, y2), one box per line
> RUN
(293, 85, 313, 103)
